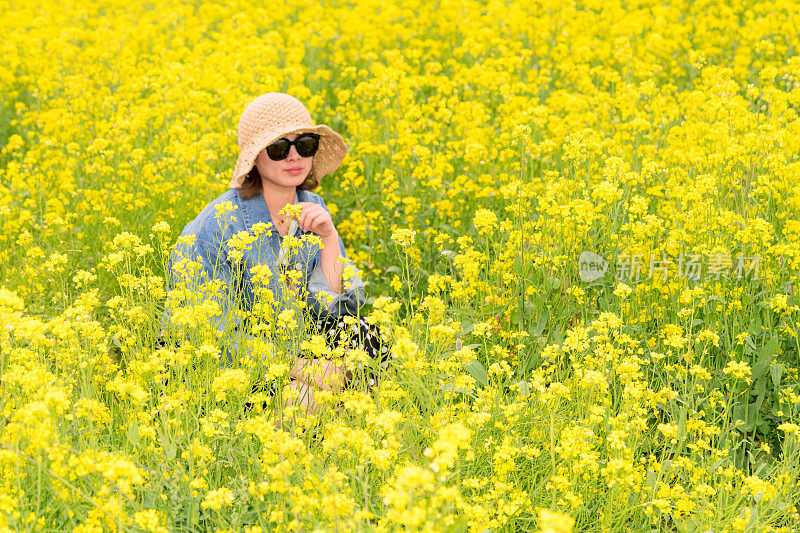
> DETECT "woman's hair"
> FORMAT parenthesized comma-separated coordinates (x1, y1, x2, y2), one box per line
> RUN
(238, 167, 262, 200)
(237, 164, 320, 200)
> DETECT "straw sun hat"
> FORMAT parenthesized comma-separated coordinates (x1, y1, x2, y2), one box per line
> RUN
(229, 92, 348, 189)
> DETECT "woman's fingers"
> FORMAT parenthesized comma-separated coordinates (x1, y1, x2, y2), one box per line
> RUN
(303, 208, 326, 230)
(297, 203, 321, 222)
(297, 203, 334, 236)
(306, 212, 330, 234)
(297, 207, 309, 231)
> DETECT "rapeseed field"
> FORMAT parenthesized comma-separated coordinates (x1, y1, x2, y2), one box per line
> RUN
(1, 0, 800, 531)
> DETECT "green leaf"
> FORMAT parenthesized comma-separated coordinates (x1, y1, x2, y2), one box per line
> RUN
(754, 376, 767, 406)
(743, 335, 757, 354)
(163, 438, 177, 461)
(770, 364, 783, 388)
(465, 359, 488, 387)
(747, 505, 759, 528)
(519, 380, 530, 398)
(586, 278, 612, 289)
(531, 308, 549, 336)
(459, 321, 475, 335)
(752, 337, 778, 379)
(545, 276, 562, 290)
(749, 315, 762, 337)
(126, 421, 140, 447)
(741, 292, 751, 308)
(513, 306, 524, 327)
(734, 378, 769, 432)
(733, 401, 759, 432)
(645, 469, 658, 490)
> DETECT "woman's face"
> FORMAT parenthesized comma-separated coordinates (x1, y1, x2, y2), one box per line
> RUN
(254, 133, 313, 190)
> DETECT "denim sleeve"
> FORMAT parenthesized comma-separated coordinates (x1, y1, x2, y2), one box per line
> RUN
(167, 234, 253, 364)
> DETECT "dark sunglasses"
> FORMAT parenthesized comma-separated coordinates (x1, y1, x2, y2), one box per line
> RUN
(265, 133, 320, 161)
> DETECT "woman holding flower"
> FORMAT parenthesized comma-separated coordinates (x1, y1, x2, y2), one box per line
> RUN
(168, 93, 389, 416)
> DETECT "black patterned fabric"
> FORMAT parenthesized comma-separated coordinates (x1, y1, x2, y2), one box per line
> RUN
(310, 314, 391, 390)
(245, 316, 391, 409)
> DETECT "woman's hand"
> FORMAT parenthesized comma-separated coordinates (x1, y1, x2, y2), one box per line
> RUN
(290, 356, 348, 391)
(296, 202, 337, 240)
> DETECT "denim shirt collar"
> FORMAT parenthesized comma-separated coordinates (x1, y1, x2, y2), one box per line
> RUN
(238, 188, 309, 234)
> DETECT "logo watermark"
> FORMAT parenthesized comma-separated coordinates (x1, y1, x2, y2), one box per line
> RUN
(578, 251, 761, 283)
(578, 251, 609, 282)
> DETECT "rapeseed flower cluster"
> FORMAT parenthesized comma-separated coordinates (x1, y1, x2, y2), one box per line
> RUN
(1, 0, 800, 531)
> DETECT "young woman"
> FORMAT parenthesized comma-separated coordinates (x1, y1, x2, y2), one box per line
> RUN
(168, 92, 389, 416)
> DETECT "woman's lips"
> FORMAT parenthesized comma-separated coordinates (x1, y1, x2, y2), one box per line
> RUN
(286, 167, 304, 175)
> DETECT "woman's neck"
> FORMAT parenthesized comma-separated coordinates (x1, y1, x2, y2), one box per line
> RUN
(261, 179, 296, 214)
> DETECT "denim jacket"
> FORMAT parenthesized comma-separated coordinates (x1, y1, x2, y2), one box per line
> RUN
(167, 187, 365, 362)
